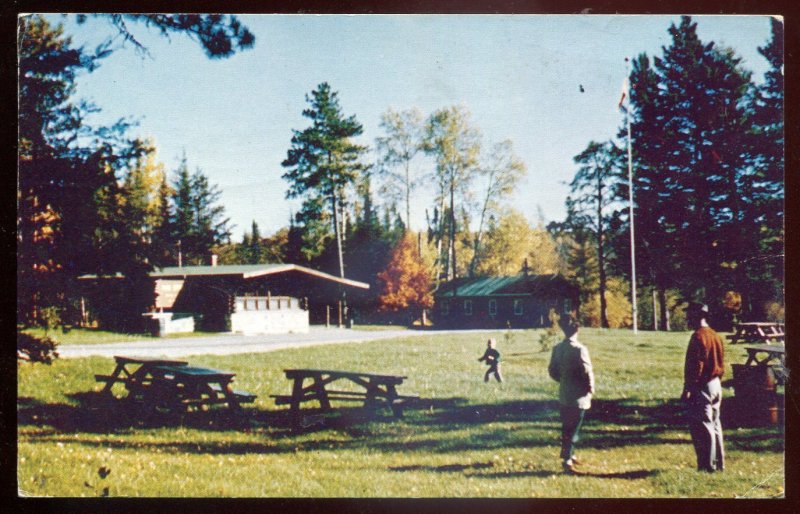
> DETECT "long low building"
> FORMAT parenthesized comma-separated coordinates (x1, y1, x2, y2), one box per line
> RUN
(80, 263, 369, 333)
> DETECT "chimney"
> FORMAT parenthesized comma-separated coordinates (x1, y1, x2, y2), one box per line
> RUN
(523, 258, 529, 277)
(211, 254, 218, 267)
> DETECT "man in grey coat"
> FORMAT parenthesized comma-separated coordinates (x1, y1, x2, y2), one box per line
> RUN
(548, 314, 595, 474)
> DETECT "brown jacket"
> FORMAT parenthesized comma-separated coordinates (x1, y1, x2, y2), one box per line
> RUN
(684, 326, 725, 390)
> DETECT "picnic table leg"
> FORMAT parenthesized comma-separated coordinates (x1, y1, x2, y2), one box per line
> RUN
(386, 384, 404, 418)
(312, 375, 331, 411)
(289, 377, 306, 430)
(101, 364, 126, 394)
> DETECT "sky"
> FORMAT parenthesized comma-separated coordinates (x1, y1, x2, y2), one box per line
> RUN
(48, 14, 777, 240)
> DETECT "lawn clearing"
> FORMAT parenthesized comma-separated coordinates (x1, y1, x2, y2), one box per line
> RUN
(17, 329, 784, 497)
(20, 326, 222, 346)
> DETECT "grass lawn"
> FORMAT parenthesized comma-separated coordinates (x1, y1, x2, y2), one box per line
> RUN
(17, 328, 784, 497)
(21, 327, 224, 345)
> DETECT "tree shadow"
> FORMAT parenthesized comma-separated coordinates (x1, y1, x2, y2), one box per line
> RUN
(477, 469, 658, 480)
(18, 390, 784, 460)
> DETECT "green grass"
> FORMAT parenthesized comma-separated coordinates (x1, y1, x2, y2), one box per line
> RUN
(17, 328, 784, 497)
(20, 327, 219, 345)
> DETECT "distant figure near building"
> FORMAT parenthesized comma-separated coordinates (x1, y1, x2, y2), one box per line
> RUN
(548, 314, 594, 474)
(478, 338, 503, 383)
(681, 302, 725, 472)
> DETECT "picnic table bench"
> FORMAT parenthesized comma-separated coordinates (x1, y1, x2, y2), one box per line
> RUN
(271, 368, 418, 429)
(727, 322, 785, 345)
(95, 356, 256, 415)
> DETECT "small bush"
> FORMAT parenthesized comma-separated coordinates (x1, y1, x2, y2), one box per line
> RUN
(17, 331, 59, 364)
(538, 308, 561, 352)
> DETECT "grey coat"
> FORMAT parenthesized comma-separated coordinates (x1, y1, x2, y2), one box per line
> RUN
(548, 336, 595, 409)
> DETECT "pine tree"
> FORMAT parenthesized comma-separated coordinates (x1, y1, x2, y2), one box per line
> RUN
(282, 83, 368, 277)
(567, 140, 623, 328)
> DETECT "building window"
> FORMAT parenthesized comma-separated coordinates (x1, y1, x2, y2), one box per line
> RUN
(464, 300, 473, 316)
(489, 299, 497, 316)
(514, 299, 523, 316)
(563, 299, 572, 313)
(441, 300, 449, 316)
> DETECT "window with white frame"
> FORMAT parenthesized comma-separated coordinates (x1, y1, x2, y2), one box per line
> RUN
(489, 299, 497, 316)
(513, 299, 523, 315)
(464, 300, 473, 316)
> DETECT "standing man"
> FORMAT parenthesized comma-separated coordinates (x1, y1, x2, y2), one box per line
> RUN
(548, 314, 595, 474)
(681, 302, 725, 472)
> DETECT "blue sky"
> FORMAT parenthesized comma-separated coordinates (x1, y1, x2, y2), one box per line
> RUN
(51, 14, 776, 240)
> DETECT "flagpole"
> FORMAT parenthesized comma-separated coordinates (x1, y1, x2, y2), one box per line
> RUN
(624, 57, 638, 334)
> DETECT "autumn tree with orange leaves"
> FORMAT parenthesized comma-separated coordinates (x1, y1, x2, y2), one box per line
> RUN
(377, 232, 434, 319)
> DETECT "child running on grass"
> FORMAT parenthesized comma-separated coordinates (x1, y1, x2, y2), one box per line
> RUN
(478, 338, 503, 383)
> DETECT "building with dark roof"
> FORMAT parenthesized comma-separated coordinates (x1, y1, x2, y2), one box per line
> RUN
(433, 273, 579, 329)
(80, 263, 369, 332)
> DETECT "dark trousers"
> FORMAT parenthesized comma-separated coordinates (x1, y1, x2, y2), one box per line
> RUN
(687, 377, 725, 471)
(560, 405, 586, 461)
(484, 364, 503, 382)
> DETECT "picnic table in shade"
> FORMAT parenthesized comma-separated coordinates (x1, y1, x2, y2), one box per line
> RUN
(726, 322, 785, 345)
(742, 344, 787, 385)
(271, 369, 418, 429)
(94, 355, 189, 395)
(95, 355, 256, 415)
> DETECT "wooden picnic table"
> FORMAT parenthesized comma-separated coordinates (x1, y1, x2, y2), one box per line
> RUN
(743, 344, 786, 367)
(95, 356, 255, 415)
(743, 344, 787, 385)
(727, 322, 785, 345)
(95, 355, 189, 395)
(272, 368, 417, 429)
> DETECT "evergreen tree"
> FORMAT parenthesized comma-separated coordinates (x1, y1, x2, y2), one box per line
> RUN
(568, 140, 623, 328)
(282, 82, 368, 277)
(171, 156, 232, 265)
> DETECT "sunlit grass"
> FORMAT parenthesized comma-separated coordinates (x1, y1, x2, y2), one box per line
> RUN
(17, 328, 784, 497)
(20, 327, 220, 346)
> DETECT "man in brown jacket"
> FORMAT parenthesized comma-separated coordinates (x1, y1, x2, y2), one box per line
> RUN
(681, 302, 725, 472)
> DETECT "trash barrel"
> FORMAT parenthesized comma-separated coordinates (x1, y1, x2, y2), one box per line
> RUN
(732, 363, 778, 425)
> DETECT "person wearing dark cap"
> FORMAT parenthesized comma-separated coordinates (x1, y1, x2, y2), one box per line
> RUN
(681, 302, 725, 472)
(548, 314, 594, 474)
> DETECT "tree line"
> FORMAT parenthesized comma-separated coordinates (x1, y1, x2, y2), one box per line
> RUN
(18, 15, 783, 333)
(18, 15, 247, 328)
(550, 16, 784, 329)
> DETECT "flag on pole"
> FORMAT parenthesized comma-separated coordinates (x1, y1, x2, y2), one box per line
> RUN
(618, 77, 629, 110)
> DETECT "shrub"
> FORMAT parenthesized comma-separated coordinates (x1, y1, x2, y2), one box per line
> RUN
(17, 331, 59, 364)
(538, 308, 561, 352)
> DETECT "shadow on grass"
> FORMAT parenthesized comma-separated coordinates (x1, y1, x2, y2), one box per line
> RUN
(18, 391, 784, 457)
(476, 469, 658, 480)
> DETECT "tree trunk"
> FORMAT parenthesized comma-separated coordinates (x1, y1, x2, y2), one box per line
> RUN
(597, 171, 609, 328)
(331, 192, 344, 278)
(405, 161, 411, 230)
(449, 180, 457, 280)
(658, 285, 669, 331)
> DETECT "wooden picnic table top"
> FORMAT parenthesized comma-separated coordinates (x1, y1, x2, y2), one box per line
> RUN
(154, 364, 236, 381)
(744, 344, 785, 354)
(113, 355, 189, 365)
(736, 322, 784, 327)
(743, 344, 785, 367)
(283, 368, 407, 383)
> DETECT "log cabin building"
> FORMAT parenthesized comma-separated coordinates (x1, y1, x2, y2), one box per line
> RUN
(433, 273, 579, 329)
(80, 263, 369, 334)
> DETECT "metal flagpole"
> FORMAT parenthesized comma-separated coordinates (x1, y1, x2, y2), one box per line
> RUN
(624, 57, 638, 334)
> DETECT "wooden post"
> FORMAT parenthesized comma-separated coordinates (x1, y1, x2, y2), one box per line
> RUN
(338, 300, 343, 328)
(267, 291, 271, 310)
(326, 305, 330, 328)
